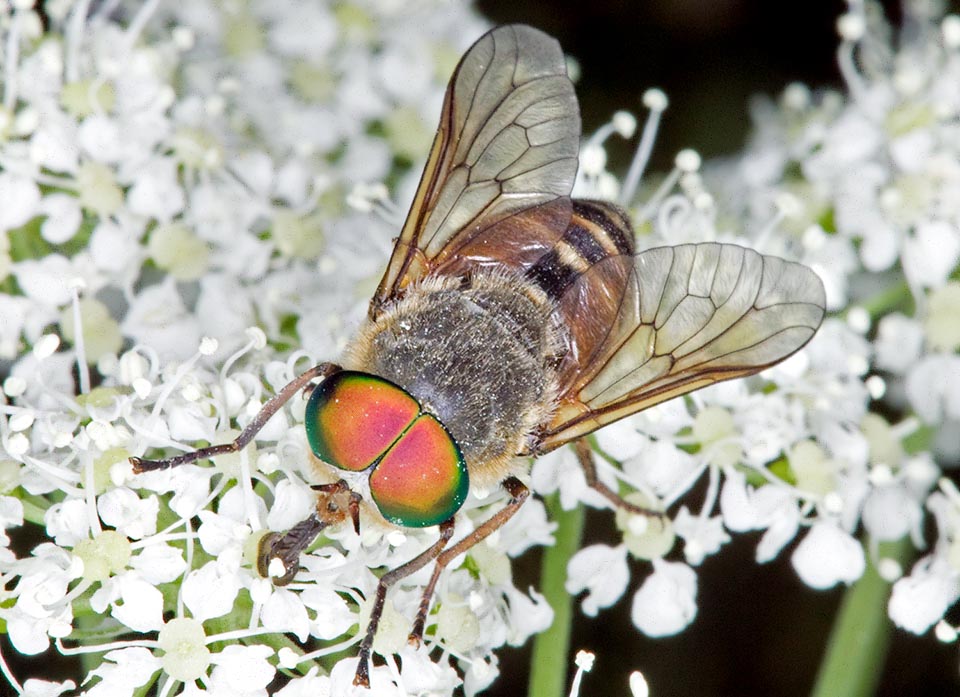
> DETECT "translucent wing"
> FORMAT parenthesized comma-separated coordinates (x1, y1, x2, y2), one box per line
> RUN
(537, 243, 827, 451)
(371, 24, 580, 314)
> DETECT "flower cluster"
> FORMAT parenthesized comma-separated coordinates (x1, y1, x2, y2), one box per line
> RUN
(534, 0, 959, 655)
(1, 0, 958, 695)
(0, 1, 558, 695)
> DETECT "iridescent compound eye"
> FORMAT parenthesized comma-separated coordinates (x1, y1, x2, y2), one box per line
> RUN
(304, 371, 469, 527)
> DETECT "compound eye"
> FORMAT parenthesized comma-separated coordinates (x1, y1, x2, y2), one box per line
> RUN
(305, 372, 419, 472)
(369, 414, 468, 528)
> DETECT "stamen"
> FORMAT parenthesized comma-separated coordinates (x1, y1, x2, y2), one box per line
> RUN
(70, 280, 91, 394)
(583, 122, 619, 152)
(753, 192, 800, 252)
(347, 182, 400, 224)
(782, 82, 812, 111)
(147, 342, 210, 421)
(836, 12, 870, 104)
(23, 454, 82, 491)
(33, 334, 61, 360)
(56, 636, 159, 655)
(865, 375, 886, 399)
(943, 15, 960, 49)
(123, 0, 161, 51)
(935, 620, 959, 643)
(636, 148, 701, 228)
(876, 557, 902, 582)
(65, 0, 92, 83)
(296, 634, 363, 663)
(846, 306, 870, 334)
(3, 8, 22, 110)
(620, 88, 669, 206)
(0, 640, 25, 694)
(568, 650, 595, 697)
(630, 671, 650, 697)
(698, 461, 722, 524)
(3, 376, 26, 398)
(219, 328, 263, 382)
(89, 0, 122, 25)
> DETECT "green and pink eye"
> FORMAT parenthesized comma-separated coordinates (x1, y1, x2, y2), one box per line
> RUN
(304, 371, 469, 527)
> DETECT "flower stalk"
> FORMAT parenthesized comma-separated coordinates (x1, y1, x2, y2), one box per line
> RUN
(811, 537, 915, 697)
(529, 493, 586, 697)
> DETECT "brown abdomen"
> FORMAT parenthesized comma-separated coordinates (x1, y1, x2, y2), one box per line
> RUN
(524, 200, 638, 395)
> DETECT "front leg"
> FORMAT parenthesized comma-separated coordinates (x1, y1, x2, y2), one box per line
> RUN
(130, 362, 342, 472)
(257, 481, 361, 585)
(573, 438, 664, 519)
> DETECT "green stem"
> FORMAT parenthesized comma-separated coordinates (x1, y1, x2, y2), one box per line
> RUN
(854, 279, 913, 320)
(20, 493, 50, 526)
(528, 494, 585, 697)
(809, 537, 914, 697)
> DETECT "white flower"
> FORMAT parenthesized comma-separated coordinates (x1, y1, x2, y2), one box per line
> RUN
(3, 0, 959, 692)
(621, 435, 699, 498)
(4, 547, 75, 654)
(45, 498, 91, 547)
(630, 559, 698, 637)
(21, 679, 76, 697)
(96, 488, 159, 540)
(497, 497, 556, 557)
(874, 313, 924, 374)
(90, 572, 165, 633)
(261, 588, 311, 643)
(182, 554, 243, 623)
(13, 255, 76, 306)
(673, 508, 729, 566)
(121, 279, 202, 360)
(84, 648, 159, 697)
(889, 558, 960, 635)
(207, 644, 276, 695)
(530, 447, 611, 511)
(905, 354, 960, 425)
(791, 522, 866, 590)
(565, 544, 630, 616)
(38, 194, 81, 244)
(0, 173, 41, 231)
(299, 584, 357, 641)
(265, 477, 316, 531)
(129, 542, 187, 584)
(504, 585, 554, 645)
(901, 221, 960, 290)
(392, 645, 462, 695)
(272, 669, 331, 697)
(0, 495, 24, 545)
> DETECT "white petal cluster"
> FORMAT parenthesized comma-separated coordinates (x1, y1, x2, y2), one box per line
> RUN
(3, 0, 960, 693)
(0, 1, 564, 694)
(547, 0, 960, 657)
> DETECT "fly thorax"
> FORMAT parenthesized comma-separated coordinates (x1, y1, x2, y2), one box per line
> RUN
(347, 272, 558, 469)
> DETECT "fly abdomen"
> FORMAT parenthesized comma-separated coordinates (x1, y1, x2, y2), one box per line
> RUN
(524, 199, 636, 301)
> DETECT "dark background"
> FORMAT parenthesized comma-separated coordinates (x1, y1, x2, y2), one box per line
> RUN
(474, 1, 958, 696)
(478, 0, 858, 172)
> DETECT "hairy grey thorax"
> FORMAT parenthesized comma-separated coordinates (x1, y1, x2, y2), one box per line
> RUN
(361, 277, 555, 465)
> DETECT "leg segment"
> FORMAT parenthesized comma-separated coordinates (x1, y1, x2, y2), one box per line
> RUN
(408, 476, 529, 646)
(257, 515, 326, 586)
(354, 518, 456, 687)
(574, 438, 663, 518)
(130, 363, 341, 472)
(257, 480, 362, 586)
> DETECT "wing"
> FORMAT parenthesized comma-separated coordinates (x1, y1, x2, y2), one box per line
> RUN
(536, 243, 827, 452)
(371, 24, 580, 315)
